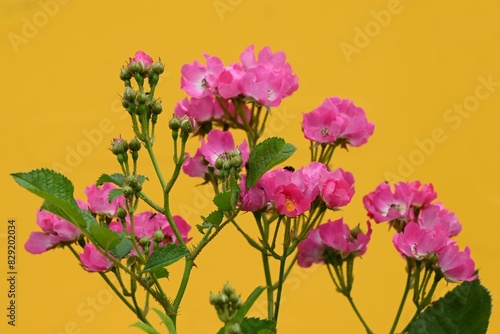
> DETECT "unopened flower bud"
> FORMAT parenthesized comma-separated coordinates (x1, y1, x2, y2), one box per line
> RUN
(123, 185, 134, 198)
(150, 61, 164, 74)
(122, 99, 130, 108)
(223, 283, 234, 296)
(219, 294, 229, 304)
(230, 155, 242, 168)
(215, 157, 224, 170)
(222, 161, 231, 170)
(116, 207, 127, 219)
(153, 230, 164, 243)
(169, 117, 181, 130)
(209, 293, 219, 305)
(123, 87, 136, 102)
(110, 138, 128, 155)
(129, 137, 141, 151)
(180, 119, 194, 133)
(151, 102, 162, 115)
(229, 148, 240, 158)
(136, 92, 148, 104)
(127, 61, 141, 74)
(229, 292, 239, 304)
(120, 67, 132, 81)
(140, 236, 151, 247)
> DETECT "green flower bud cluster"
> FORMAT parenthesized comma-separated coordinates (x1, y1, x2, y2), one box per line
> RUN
(122, 174, 143, 199)
(209, 283, 243, 333)
(119, 57, 165, 139)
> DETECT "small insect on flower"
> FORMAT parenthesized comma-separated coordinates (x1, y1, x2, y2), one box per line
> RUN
(283, 166, 295, 172)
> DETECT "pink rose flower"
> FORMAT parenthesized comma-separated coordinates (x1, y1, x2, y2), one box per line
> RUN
(319, 168, 355, 209)
(392, 222, 449, 261)
(182, 130, 249, 179)
(25, 209, 82, 254)
(297, 219, 372, 267)
(238, 45, 298, 107)
(239, 174, 269, 212)
(363, 182, 412, 223)
(80, 244, 114, 272)
(181, 54, 224, 98)
(302, 97, 374, 147)
(84, 182, 125, 218)
(319, 219, 372, 258)
(418, 203, 462, 237)
(437, 244, 477, 282)
(131, 51, 153, 69)
(297, 229, 324, 268)
(174, 96, 215, 123)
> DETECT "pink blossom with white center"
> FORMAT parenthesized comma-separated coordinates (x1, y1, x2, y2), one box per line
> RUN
(302, 97, 374, 147)
(84, 183, 125, 218)
(25, 209, 82, 254)
(302, 102, 347, 143)
(418, 203, 462, 237)
(319, 168, 355, 209)
(319, 219, 372, 258)
(297, 229, 324, 268)
(131, 51, 153, 69)
(392, 222, 449, 261)
(80, 244, 114, 272)
(181, 54, 224, 98)
(437, 244, 477, 282)
(363, 182, 412, 223)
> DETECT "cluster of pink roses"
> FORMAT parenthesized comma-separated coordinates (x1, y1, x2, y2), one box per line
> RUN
(363, 181, 476, 282)
(25, 182, 191, 272)
(297, 219, 372, 268)
(181, 45, 298, 108)
(240, 162, 355, 217)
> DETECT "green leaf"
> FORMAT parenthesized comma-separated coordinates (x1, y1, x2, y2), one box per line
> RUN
(408, 278, 492, 334)
(11, 169, 88, 227)
(130, 322, 160, 334)
(89, 224, 122, 251)
(235, 286, 266, 323)
(245, 137, 296, 188)
(109, 235, 133, 259)
(108, 188, 124, 202)
(240, 318, 276, 334)
(152, 308, 177, 334)
(96, 173, 125, 187)
(142, 244, 190, 272)
(206, 209, 224, 225)
(214, 192, 233, 211)
(151, 268, 169, 280)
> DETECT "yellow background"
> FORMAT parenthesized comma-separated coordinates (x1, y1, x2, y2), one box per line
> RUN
(1, 0, 499, 333)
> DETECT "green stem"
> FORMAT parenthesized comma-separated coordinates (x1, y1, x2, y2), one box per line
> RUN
(389, 258, 414, 334)
(261, 251, 274, 320)
(345, 294, 374, 334)
(172, 259, 194, 324)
